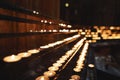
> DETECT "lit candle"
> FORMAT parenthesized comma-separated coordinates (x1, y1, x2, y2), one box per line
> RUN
(3, 55, 21, 62)
(56, 60, 65, 64)
(27, 49, 39, 54)
(48, 66, 59, 71)
(43, 71, 56, 77)
(40, 46, 49, 49)
(88, 64, 95, 68)
(71, 75, 80, 80)
(35, 75, 49, 80)
(18, 52, 31, 58)
(48, 43, 55, 47)
(73, 68, 81, 72)
(53, 63, 62, 67)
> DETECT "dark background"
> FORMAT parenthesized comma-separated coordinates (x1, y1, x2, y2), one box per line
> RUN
(60, 0, 120, 26)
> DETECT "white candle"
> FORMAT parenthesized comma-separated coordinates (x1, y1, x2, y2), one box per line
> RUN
(27, 49, 39, 54)
(71, 75, 80, 80)
(18, 52, 31, 58)
(35, 75, 49, 80)
(56, 60, 65, 64)
(53, 63, 62, 67)
(3, 55, 21, 62)
(48, 66, 59, 71)
(40, 46, 49, 49)
(73, 68, 81, 72)
(88, 64, 95, 68)
(43, 71, 56, 77)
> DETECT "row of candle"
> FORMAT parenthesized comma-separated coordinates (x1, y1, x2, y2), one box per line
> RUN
(68, 42, 89, 80)
(40, 19, 72, 29)
(3, 34, 80, 63)
(35, 38, 86, 80)
(73, 42, 89, 72)
(40, 34, 80, 49)
(29, 29, 79, 33)
(3, 49, 40, 63)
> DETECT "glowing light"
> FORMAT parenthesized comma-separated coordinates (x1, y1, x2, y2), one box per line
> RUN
(65, 3, 69, 7)
(71, 75, 80, 80)
(67, 25, 72, 28)
(3, 55, 21, 62)
(35, 75, 49, 80)
(41, 20, 44, 23)
(53, 63, 62, 67)
(44, 71, 56, 77)
(33, 10, 36, 14)
(49, 22, 52, 24)
(48, 66, 59, 71)
(88, 64, 95, 68)
(27, 49, 39, 54)
(44, 20, 47, 23)
(18, 52, 31, 58)
(73, 42, 89, 72)
(36, 12, 39, 14)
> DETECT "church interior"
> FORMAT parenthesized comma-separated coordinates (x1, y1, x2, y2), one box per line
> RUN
(0, 0, 120, 80)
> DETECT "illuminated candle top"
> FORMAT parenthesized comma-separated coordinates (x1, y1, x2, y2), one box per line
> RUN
(3, 55, 21, 63)
(27, 49, 39, 54)
(71, 75, 80, 80)
(44, 71, 56, 77)
(18, 52, 31, 58)
(48, 66, 59, 71)
(73, 68, 81, 72)
(53, 63, 62, 67)
(35, 75, 49, 80)
(88, 64, 95, 68)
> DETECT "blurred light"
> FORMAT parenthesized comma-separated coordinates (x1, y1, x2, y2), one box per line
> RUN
(44, 20, 47, 23)
(88, 64, 95, 68)
(110, 26, 114, 30)
(44, 71, 56, 77)
(33, 10, 36, 14)
(65, 3, 69, 7)
(67, 25, 72, 28)
(27, 49, 39, 54)
(49, 22, 52, 24)
(36, 12, 39, 14)
(81, 32, 85, 35)
(41, 20, 44, 23)
(71, 75, 80, 80)
(35, 76, 49, 80)
(30, 30, 33, 32)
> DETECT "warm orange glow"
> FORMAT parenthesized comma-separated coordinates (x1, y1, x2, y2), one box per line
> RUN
(35, 75, 49, 80)
(53, 63, 62, 67)
(48, 66, 59, 71)
(27, 49, 39, 54)
(88, 64, 95, 68)
(43, 71, 56, 77)
(3, 55, 21, 62)
(18, 52, 31, 58)
(73, 42, 89, 72)
(71, 75, 80, 80)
